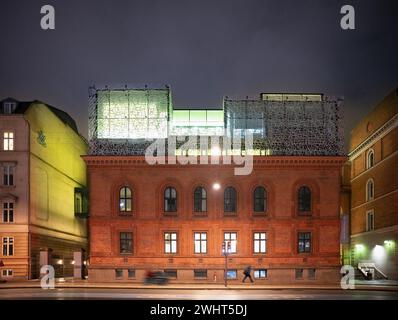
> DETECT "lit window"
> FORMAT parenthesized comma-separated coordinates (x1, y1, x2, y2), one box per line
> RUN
(298, 186, 311, 213)
(254, 269, 267, 279)
(253, 186, 267, 213)
(253, 232, 267, 253)
(2, 237, 14, 256)
(120, 232, 133, 254)
(366, 149, 374, 169)
(194, 232, 207, 254)
(366, 210, 375, 231)
(298, 232, 311, 253)
(119, 187, 132, 213)
(366, 179, 374, 201)
(194, 187, 207, 213)
(226, 270, 237, 279)
(224, 187, 237, 213)
(3, 202, 14, 223)
(224, 232, 237, 253)
(3, 132, 14, 151)
(164, 187, 177, 212)
(164, 232, 177, 254)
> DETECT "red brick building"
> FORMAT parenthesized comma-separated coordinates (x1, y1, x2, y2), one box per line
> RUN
(84, 156, 345, 284)
(85, 89, 345, 284)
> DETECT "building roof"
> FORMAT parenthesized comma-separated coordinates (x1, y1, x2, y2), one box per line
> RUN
(0, 98, 79, 134)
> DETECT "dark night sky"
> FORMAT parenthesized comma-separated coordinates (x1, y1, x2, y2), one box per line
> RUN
(1, 0, 398, 149)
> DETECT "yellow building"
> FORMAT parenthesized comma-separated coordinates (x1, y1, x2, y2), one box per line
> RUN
(0, 98, 88, 280)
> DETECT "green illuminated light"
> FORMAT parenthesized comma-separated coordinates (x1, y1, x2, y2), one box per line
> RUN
(355, 244, 365, 252)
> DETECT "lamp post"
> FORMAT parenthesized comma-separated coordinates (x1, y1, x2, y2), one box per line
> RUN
(222, 241, 231, 288)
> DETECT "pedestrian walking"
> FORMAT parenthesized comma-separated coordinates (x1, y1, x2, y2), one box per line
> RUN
(242, 266, 254, 283)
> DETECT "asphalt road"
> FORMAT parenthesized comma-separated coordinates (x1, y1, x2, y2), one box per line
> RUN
(0, 288, 397, 300)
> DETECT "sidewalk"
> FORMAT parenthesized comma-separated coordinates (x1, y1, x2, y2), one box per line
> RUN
(1, 279, 397, 291)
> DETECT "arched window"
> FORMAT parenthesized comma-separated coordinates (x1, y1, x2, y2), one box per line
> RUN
(224, 187, 237, 213)
(366, 179, 374, 201)
(194, 187, 207, 212)
(366, 149, 374, 169)
(164, 187, 177, 212)
(119, 187, 132, 212)
(298, 186, 311, 213)
(253, 186, 267, 213)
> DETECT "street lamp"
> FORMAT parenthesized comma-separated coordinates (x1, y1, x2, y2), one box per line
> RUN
(222, 241, 231, 288)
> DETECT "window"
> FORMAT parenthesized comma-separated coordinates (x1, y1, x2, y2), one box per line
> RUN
(128, 269, 135, 279)
(2, 269, 13, 277)
(74, 188, 88, 217)
(120, 232, 133, 254)
(3, 132, 14, 151)
(3, 102, 16, 114)
(119, 187, 132, 213)
(194, 269, 207, 278)
(2, 237, 14, 256)
(366, 149, 375, 169)
(298, 186, 311, 213)
(253, 232, 267, 253)
(194, 232, 207, 254)
(164, 232, 177, 254)
(366, 210, 375, 231)
(253, 186, 267, 213)
(3, 202, 14, 223)
(164, 269, 177, 279)
(115, 269, 123, 279)
(224, 187, 237, 213)
(194, 187, 207, 212)
(224, 232, 237, 253)
(226, 270, 237, 279)
(308, 268, 316, 280)
(254, 269, 267, 279)
(366, 179, 374, 201)
(295, 269, 304, 279)
(298, 232, 311, 253)
(3, 165, 14, 186)
(164, 187, 177, 212)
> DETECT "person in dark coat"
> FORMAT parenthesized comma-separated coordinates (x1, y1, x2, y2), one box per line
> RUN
(242, 266, 254, 283)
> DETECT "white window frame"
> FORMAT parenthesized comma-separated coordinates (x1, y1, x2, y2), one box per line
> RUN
(366, 179, 374, 201)
(254, 269, 267, 279)
(253, 232, 267, 253)
(224, 232, 237, 253)
(164, 232, 177, 254)
(2, 202, 14, 223)
(2, 269, 13, 277)
(366, 210, 375, 232)
(366, 149, 374, 169)
(2, 237, 14, 256)
(194, 232, 207, 254)
(3, 132, 14, 151)
(3, 102, 16, 114)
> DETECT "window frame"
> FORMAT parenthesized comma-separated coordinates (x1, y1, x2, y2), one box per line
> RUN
(164, 186, 177, 213)
(193, 186, 207, 213)
(119, 232, 133, 255)
(224, 232, 237, 254)
(164, 232, 178, 254)
(253, 186, 267, 214)
(366, 179, 374, 201)
(3, 132, 14, 151)
(3, 165, 14, 186)
(254, 269, 268, 279)
(224, 186, 237, 214)
(297, 232, 312, 254)
(2, 202, 14, 223)
(366, 149, 375, 169)
(2, 237, 14, 256)
(253, 232, 267, 254)
(366, 210, 375, 232)
(194, 232, 207, 254)
(2, 269, 13, 277)
(298, 186, 312, 214)
(119, 186, 132, 214)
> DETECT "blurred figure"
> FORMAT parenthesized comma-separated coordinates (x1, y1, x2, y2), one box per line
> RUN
(144, 270, 169, 285)
(242, 266, 254, 283)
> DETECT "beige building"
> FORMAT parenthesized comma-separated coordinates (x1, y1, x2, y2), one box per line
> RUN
(0, 98, 88, 280)
(348, 87, 398, 280)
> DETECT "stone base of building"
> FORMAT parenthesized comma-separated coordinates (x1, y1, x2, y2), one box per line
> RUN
(88, 267, 342, 285)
